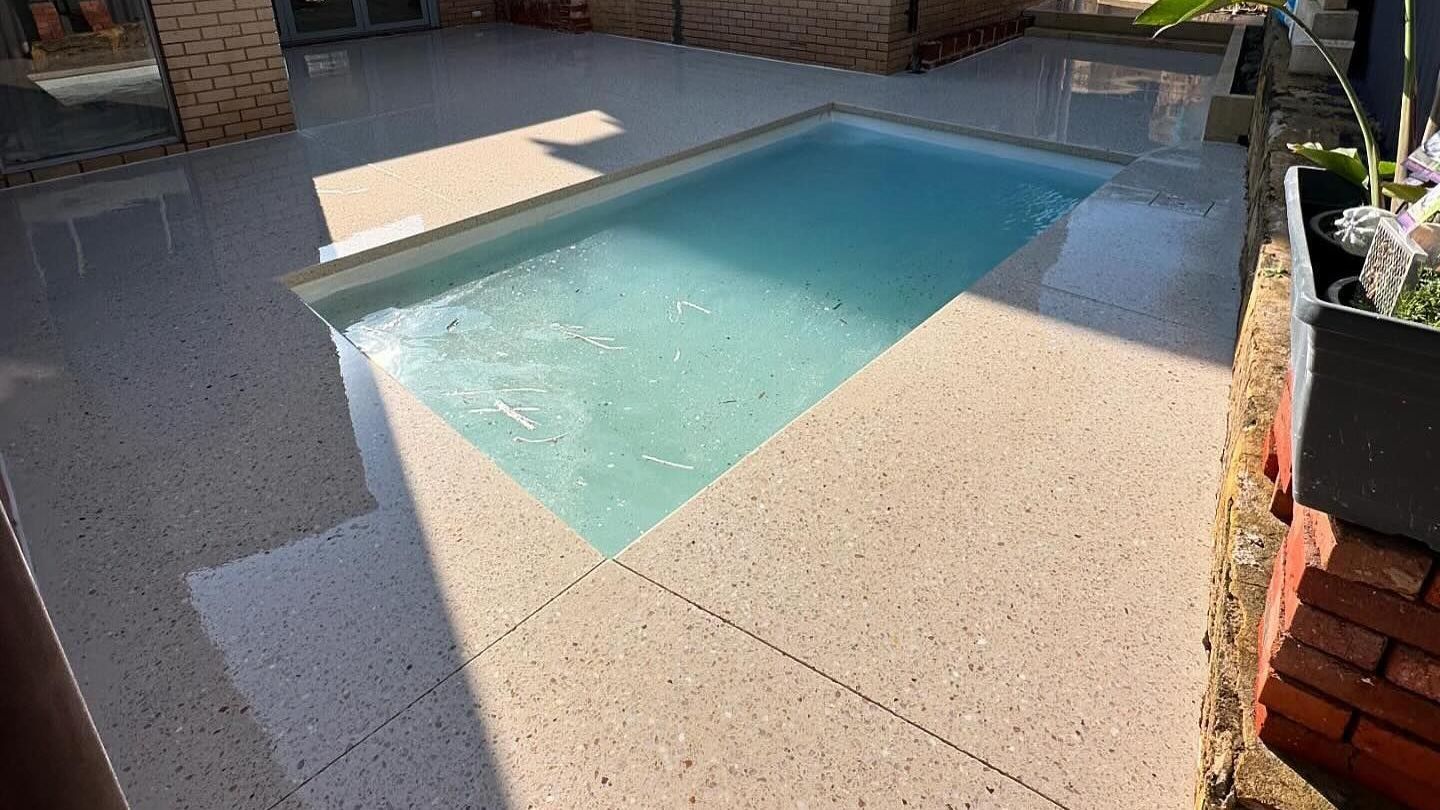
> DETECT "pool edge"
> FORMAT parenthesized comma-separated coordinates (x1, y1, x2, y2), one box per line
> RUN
(283, 103, 1131, 300)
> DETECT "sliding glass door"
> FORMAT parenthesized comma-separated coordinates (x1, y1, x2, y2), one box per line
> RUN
(275, 0, 434, 44)
(1, 0, 177, 170)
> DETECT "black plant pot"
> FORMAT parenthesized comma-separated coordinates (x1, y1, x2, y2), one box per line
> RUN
(1286, 166, 1440, 550)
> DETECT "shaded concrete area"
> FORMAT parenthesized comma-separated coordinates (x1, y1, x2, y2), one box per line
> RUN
(0, 133, 596, 809)
(0, 24, 1237, 809)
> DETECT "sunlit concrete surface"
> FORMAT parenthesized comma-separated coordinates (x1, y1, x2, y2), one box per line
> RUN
(0, 24, 1237, 809)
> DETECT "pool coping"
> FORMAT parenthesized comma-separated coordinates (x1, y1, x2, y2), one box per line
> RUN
(282, 102, 1132, 297)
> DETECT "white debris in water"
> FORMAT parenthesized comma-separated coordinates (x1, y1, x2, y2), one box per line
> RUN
(641, 454, 694, 471)
(553, 323, 625, 351)
(449, 387, 547, 396)
(493, 399, 538, 430)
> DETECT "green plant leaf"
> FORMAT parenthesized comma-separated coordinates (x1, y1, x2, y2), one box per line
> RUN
(1290, 142, 1369, 187)
(1383, 182, 1429, 203)
(1134, 0, 1279, 33)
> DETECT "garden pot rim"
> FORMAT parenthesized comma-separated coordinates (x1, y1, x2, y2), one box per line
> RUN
(1286, 166, 1440, 346)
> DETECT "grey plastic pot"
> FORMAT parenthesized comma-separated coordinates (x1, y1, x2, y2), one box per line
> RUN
(1285, 166, 1440, 551)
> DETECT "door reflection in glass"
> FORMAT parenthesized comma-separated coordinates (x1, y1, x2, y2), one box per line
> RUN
(0, 0, 177, 167)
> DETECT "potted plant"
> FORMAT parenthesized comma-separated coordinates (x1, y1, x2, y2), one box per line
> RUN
(1137, 0, 1440, 550)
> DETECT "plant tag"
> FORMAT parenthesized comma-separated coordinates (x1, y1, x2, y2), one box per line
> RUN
(1404, 132, 1440, 185)
(1399, 184, 1440, 231)
(1361, 219, 1437, 316)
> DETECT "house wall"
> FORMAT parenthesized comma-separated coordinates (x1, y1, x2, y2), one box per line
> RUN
(152, 0, 294, 147)
(584, 0, 1029, 74)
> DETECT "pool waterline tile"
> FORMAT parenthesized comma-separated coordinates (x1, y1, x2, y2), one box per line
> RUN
(292, 108, 1118, 556)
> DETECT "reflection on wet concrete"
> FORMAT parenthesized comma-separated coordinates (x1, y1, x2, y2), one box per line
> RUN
(0, 24, 1231, 809)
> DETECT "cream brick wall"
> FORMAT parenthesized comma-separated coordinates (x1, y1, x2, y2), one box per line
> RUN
(152, 0, 295, 148)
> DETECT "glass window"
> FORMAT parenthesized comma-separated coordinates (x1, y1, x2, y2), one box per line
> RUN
(1, 0, 177, 168)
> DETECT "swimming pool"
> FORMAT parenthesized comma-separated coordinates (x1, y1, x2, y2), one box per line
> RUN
(296, 109, 1116, 555)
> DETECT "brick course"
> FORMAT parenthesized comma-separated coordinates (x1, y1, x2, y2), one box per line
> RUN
(1255, 704, 1437, 810)
(1255, 666, 1352, 740)
(1284, 588, 1387, 670)
(1290, 511, 1440, 659)
(914, 16, 1028, 71)
(1386, 644, 1440, 704)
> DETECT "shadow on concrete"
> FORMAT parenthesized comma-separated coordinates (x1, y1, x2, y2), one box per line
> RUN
(0, 134, 513, 810)
(0, 24, 1239, 807)
(279, 24, 1235, 365)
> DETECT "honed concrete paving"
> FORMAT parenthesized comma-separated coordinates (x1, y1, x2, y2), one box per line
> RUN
(622, 145, 1244, 809)
(278, 563, 1058, 809)
(0, 24, 1235, 810)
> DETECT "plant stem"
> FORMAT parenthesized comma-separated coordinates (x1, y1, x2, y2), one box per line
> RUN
(1394, 0, 1416, 198)
(1277, 6, 1382, 208)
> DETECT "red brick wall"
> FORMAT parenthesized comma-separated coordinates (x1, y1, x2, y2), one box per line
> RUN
(439, 0, 498, 25)
(583, 0, 1029, 74)
(1255, 502, 1440, 810)
(1, 142, 191, 188)
(588, 0, 671, 40)
(916, 0, 1029, 38)
(493, 0, 590, 30)
(682, 0, 905, 73)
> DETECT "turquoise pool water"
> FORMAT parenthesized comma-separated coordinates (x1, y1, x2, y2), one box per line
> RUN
(311, 119, 1112, 555)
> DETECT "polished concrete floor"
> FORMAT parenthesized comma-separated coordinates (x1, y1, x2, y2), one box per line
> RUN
(0, 25, 1240, 809)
